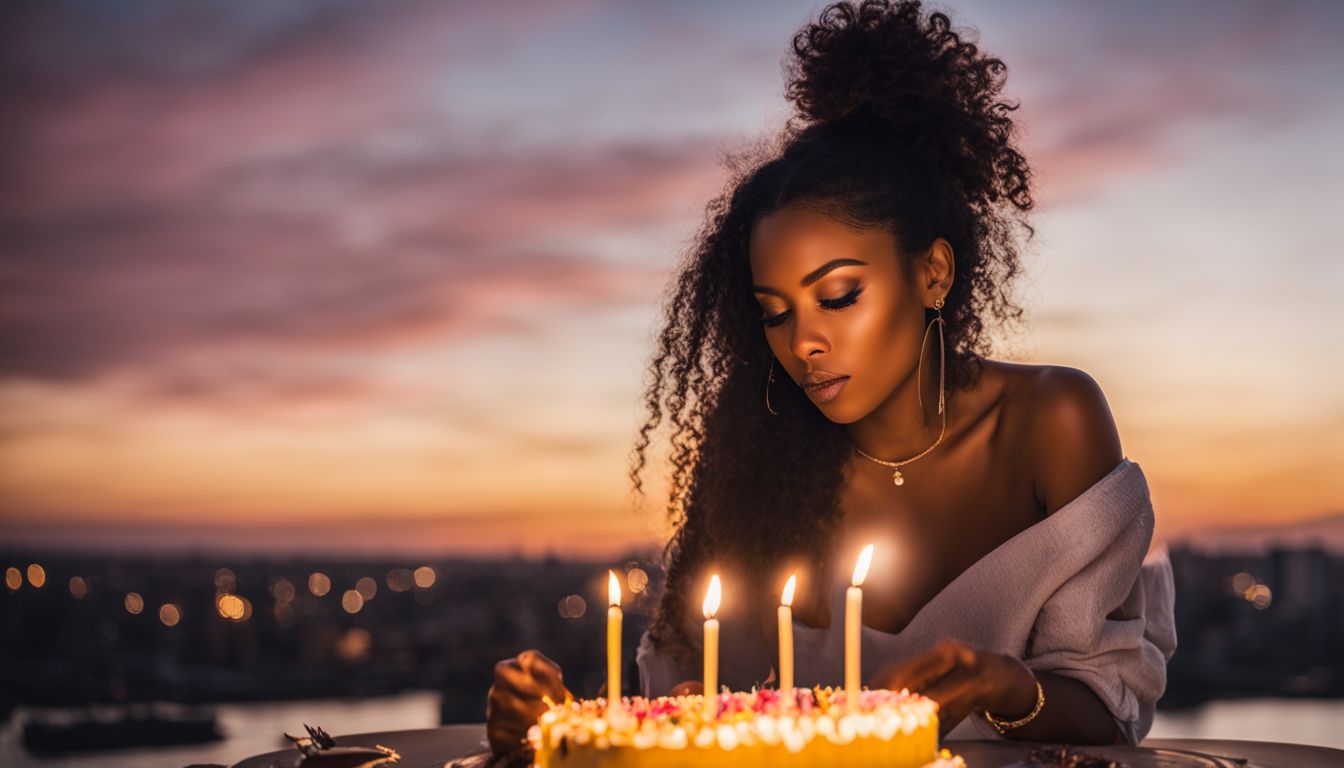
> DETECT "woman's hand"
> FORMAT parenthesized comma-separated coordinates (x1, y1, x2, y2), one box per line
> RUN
(486, 649, 572, 756)
(871, 638, 1037, 736)
(669, 680, 703, 697)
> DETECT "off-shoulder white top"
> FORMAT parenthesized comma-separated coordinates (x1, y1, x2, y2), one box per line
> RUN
(636, 458, 1178, 745)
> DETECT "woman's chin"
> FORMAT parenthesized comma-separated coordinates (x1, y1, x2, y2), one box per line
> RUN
(812, 397, 866, 425)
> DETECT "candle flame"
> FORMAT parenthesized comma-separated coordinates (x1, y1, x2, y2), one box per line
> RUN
(702, 574, 721, 618)
(781, 574, 797, 607)
(851, 544, 874, 587)
(608, 570, 621, 607)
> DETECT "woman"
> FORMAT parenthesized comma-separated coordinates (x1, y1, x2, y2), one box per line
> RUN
(488, 0, 1175, 754)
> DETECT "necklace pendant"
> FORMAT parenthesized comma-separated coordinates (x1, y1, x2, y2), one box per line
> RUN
(892, 469, 905, 486)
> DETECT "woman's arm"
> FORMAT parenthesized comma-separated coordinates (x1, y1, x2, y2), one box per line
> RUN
(986, 667, 1124, 744)
(873, 639, 1123, 744)
(1009, 365, 1127, 744)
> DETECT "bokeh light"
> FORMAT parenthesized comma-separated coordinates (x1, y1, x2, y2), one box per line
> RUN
(6, 567, 22, 591)
(217, 593, 246, 620)
(214, 568, 236, 593)
(558, 594, 587, 619)
(335, 627, 373, 662)
(413, 566, 436, 589)
(309, 572, 331, 597)
(386, 568, 415, 592)
(1231, 571, 1255, 595)
(1247, 583, 1273, 610)
(69, 576, 88, 599)
(26, 563, 46, 588)
(627, 567, 649, 594)
(271, 578, 296, 602)
(355, 576, 378, 601)
(341, 589, 364, 614)
(159, 603, 182, 627)
(124, 592, 144, 614)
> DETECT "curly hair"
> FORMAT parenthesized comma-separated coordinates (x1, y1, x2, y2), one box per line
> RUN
(629, 0, 1035, 668)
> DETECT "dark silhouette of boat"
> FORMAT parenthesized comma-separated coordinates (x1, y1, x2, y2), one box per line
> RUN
(21, 702, 223, 753)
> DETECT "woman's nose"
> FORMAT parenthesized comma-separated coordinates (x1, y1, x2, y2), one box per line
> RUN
(789, 316, 830, 362)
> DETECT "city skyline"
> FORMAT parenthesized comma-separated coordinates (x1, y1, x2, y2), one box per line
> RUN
(2, 0, 1342, 557)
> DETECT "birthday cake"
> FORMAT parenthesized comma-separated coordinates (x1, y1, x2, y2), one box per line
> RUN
(527, 686, 940, 768)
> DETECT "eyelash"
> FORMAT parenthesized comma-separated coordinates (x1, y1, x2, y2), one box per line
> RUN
(761, 286, 864, 328)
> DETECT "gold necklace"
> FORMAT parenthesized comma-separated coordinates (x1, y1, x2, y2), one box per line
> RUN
(853, 308, 947, 487)
(853, 408, 946, 486)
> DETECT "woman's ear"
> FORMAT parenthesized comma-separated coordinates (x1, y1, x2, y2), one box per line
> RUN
(921, 238, 956, 302)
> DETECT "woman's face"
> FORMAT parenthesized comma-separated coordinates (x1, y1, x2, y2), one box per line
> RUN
(748, 205, 935, 424)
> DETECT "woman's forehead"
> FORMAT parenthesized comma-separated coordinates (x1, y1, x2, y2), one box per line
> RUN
(749, 207, 900, 278)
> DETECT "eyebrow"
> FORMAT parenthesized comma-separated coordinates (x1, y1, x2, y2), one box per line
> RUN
(752, 258, 867, 296)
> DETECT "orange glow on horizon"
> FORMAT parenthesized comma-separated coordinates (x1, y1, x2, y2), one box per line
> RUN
(0, 2, 1340, 561)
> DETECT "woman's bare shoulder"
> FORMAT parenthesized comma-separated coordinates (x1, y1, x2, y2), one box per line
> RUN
(980, 359, 1124, 515)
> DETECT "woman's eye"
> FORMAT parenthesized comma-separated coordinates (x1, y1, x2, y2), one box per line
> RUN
(760, 286, 862, 328)
(820, 285, 863, 310)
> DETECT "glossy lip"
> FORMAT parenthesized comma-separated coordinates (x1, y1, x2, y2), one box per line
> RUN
(803, 374, 850, 404)
(802, 370, 849, 389)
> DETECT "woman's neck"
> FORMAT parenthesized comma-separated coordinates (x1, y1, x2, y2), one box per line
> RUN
(846, 340, 946, 459)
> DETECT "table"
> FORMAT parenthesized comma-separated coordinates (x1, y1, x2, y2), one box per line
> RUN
(228, 724, 1344, 768)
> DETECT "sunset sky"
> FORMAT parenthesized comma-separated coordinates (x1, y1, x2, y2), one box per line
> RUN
(2, 0, 1341, 557)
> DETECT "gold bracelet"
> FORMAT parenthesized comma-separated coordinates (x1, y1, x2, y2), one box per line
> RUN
(983, 678, 1044, 735)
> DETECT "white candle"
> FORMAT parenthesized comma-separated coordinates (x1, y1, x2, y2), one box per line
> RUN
(846, 544, 874, 708)
(778, 574, 796, 697)
(607, 570, 622, 714)
(703, 574, 722, 720)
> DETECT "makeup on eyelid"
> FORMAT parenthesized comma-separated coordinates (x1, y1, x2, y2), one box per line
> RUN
(760, 284, 865, 327)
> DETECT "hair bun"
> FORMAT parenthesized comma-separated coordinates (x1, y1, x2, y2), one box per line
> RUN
(784, 0, 1031, 211)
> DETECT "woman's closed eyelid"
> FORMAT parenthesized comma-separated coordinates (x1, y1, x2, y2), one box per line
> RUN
(759, 282, 862, 309)
(759, 284, 863, 327)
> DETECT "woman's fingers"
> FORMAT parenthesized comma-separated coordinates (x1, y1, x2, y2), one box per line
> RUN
(494, 653, 567, 702)
(487, 650, 569, 756)
(518, 649, 567, 699)
(669, 680, 704, 697)
(871, 639, 998, 734)
(876, 638, 967, 692)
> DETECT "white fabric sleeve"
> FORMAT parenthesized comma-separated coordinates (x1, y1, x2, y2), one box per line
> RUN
(1013, 548, 1178, 745)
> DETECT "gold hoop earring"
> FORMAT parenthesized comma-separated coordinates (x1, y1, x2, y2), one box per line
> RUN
(852, 296, 948, 486)
(917, 297, 946, 417)
(765, 358, 781, 416)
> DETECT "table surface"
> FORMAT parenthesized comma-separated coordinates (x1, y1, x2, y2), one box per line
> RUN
(228, 724, 1344, 768)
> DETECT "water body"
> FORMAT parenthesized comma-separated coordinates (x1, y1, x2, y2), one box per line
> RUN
(1, 693, 1341, 767)
(1149, 698, 1344, 751)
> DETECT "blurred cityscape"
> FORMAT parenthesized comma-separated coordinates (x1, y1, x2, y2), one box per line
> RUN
(1, 542, 1342, 755)
(1163, 542, 1343, 704)
(0, 551, 660, 731)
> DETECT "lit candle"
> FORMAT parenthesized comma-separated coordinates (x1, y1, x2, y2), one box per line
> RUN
(778, 574, 796, 697)
(846, 544, 874, 708)
(607, 570, 622, 714)
(702, 574, 721, 720)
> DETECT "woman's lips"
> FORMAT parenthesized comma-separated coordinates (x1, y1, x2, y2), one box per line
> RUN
(804, 375, 850, 404)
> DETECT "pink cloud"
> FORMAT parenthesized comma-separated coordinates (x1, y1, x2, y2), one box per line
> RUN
(0, 137, 716, 393)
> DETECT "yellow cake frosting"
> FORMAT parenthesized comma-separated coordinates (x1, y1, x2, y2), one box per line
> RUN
(527, 686, 940, 768)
